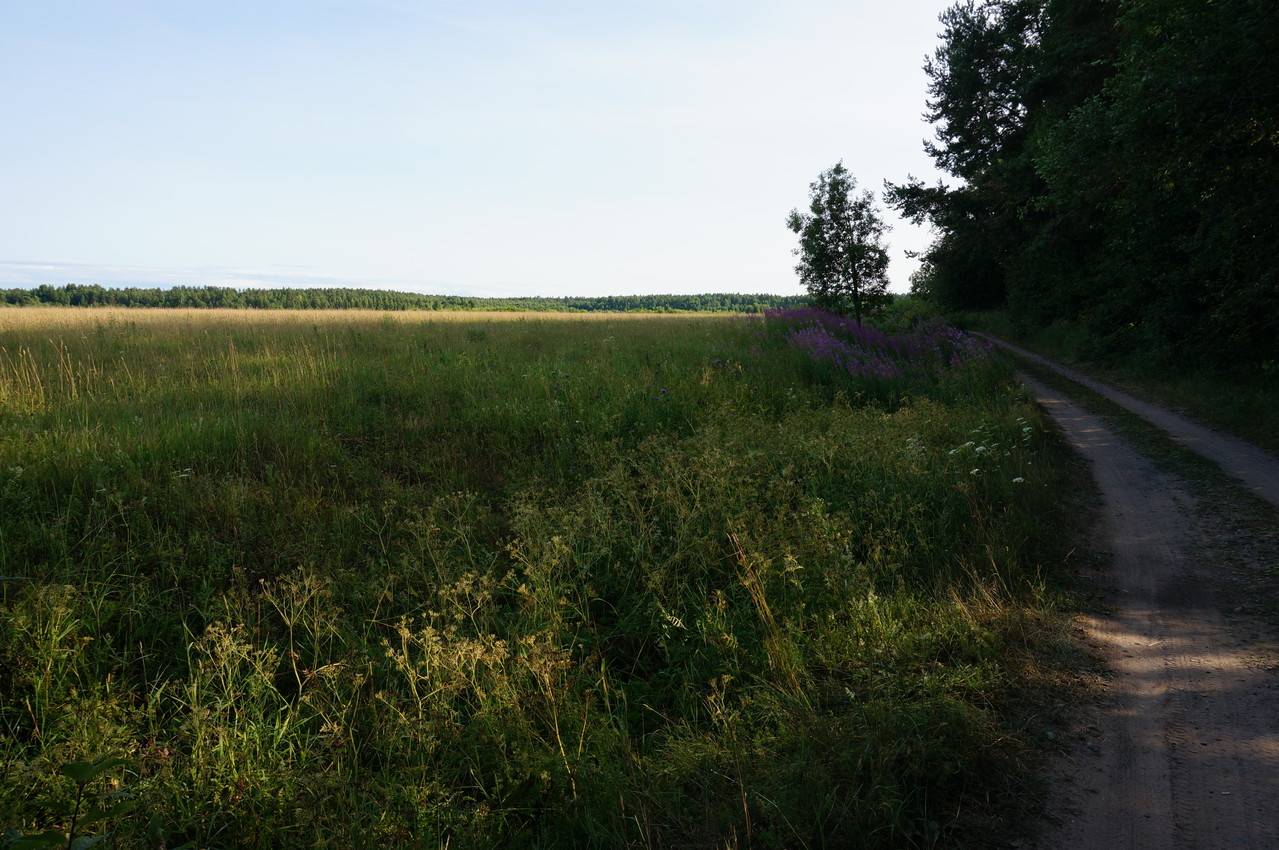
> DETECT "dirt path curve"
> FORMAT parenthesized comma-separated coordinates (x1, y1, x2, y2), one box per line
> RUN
(985, 335, 1279, 509)
(992, 353, 1279, 848)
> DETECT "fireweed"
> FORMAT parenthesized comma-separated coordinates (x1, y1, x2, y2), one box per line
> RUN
(761, 307, 995, 384)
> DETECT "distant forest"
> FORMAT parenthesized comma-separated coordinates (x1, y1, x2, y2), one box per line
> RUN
(888, 0, 1277, 368)
(0, 283, 808, 314)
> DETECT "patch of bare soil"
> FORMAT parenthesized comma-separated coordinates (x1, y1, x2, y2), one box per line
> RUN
(1015, 372, 1279, 849)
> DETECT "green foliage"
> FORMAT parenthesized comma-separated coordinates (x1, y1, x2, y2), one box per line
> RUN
(3, 757, 134, 850)
(870, 295, 943, 334)
(891, 0, 1278, 369)
(787, 162, 892, 323)
(0, 311, 1083, 847)
(1029, 0, 1279, 366)
(964, 309, 1279, 456)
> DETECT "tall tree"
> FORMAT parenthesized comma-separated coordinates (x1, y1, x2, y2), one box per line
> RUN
(895, 0, 1278, 367)
(888, 0, 1118, 314)
(886, 0, 1046, 312)
(1031, 0, 1279, 364)
(786, 162, 891, 323)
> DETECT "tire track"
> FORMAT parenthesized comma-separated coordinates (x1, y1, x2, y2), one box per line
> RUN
(1010, 370, 1279, 849)
(984, 335, 1279, 508)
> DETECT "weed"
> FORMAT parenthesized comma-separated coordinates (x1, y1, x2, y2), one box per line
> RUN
(0, 308, 1085, 848)
(2, 756, 134, 849)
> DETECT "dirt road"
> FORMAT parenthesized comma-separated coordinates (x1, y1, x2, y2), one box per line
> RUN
(998, 350, 1279, 849)
(991, 337, 1279, 509)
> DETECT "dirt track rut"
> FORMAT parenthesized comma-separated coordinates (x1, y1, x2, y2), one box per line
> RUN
(997, 351, 1279, 849)
(991, 337, 1279, 509)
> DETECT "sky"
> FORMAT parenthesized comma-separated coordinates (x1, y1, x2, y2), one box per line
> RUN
(0, 0, 954, 298)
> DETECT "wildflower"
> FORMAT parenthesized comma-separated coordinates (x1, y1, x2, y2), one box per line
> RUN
(1012, 477, 1025, 484)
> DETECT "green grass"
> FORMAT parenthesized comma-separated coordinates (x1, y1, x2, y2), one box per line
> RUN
(1, 308, 1086, 848)
(957, 310, 1279, 456)
(1000, 352, 1279, 623)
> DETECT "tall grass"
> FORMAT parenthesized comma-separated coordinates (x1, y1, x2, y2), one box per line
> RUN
(1, 308, 1082, 848)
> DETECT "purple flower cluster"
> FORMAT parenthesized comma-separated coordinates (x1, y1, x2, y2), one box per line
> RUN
(762, 308, 994, 383)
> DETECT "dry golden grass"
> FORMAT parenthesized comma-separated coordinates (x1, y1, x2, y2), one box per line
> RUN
(0, 306, 733, 332)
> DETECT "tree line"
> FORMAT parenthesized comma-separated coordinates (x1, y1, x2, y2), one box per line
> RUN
(886, 0, 1277, 368)
(0, 283, 808, 314)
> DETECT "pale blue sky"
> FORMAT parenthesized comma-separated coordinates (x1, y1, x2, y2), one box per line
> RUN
(0, 0, 952, 297)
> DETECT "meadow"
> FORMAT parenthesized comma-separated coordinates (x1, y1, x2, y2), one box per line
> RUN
(1, 307, 1083, 848)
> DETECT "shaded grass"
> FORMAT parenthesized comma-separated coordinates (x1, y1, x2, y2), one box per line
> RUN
(1003, 352, 1279, 624)
(1, 309, 1086, 848)
(957, 310, 1279, 456)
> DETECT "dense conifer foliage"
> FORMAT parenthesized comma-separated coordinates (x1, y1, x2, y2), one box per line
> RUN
(889, 0, 1278, 367)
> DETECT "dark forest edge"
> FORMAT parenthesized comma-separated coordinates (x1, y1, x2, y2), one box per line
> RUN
(888, 0, 1278, 373)
(0, 283, 809, 314)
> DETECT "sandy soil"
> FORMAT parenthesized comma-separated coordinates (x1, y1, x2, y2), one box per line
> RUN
(1001, 355, 1279, 849)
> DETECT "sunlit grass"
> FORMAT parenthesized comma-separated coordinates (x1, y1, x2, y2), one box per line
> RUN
(0, 308, 1084, 848)
(0, 306, 715, 333)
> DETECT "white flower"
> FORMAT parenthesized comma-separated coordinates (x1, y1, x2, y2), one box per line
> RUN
(1012, 477, 1025, 484)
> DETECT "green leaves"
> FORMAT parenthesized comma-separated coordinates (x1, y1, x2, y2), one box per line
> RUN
(4, 758, 134, 850)
(899, 0, 1278, 367)
(787, 162, 892, 324)
(57, 758, 129, 786)
(3, 830, 68, 850)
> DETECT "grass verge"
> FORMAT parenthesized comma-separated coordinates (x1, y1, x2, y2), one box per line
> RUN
(1001, 352, 1279, 624)
(956, 311, 1279, 457)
